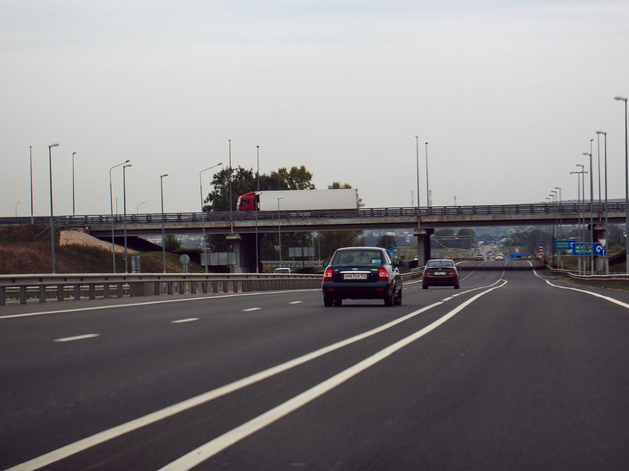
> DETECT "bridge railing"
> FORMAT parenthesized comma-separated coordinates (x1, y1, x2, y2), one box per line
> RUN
(0, 201, 621, 228)
(0, 273, 322, 307)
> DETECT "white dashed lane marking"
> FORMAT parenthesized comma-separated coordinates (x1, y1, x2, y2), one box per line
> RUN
(54, 334, 100, 343)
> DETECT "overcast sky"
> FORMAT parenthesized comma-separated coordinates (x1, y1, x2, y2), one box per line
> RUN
(2, 0, 629, 217)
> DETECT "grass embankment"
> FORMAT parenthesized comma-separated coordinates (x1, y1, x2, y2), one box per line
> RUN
(0, 225, 203, 274)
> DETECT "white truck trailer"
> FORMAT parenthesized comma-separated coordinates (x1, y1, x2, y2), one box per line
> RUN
(237, 189, 358, 211)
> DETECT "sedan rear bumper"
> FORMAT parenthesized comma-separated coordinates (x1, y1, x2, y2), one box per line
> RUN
(322, 281, 393, 300)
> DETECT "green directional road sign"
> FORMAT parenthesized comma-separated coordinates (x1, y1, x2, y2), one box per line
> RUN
(554, 240, 575, 250)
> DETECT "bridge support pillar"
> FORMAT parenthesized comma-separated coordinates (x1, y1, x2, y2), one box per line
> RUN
(228, 233, 260, 273)
(414, 227, 434, 267)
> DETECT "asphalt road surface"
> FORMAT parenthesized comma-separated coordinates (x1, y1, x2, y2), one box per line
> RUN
(2, 260, 629, 470)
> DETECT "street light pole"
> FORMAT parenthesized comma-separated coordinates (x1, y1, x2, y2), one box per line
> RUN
(550, 190, 558, 264)
(29, 146, 34, 225)
(122, 164, 132, 273)
(72, 151, 77, 217)
(199, 163, 222, 273)
(278, 197, 283, 268)
(555, 186, 562, 269)
(228, 139, 233, 221)
(415, 136, 420, 215)
(256, 145, 260, 273)
(425, 141, 430, 209)
(597, 131, 609, 274)
(161, 174, 168, 273)
(572, 165, 586, 274)
(48, 143, 59, 273)
(109, 160, 130, 273)
(584, 144, 594, 275)
(615, 96, 628, 273)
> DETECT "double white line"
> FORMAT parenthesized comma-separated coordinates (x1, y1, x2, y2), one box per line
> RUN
(9, 280, 506, 471)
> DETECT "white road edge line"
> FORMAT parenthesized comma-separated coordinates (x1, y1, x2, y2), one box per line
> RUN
(8, 278, 505, 471)
(533, 266, 629, 310)
(171, 318, 199, 324)
(53, 334, 100, 343)
(242, 307, 261, 312)
(159, 279, 509, 471)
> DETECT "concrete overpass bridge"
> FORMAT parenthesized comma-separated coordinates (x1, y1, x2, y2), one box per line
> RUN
(2, 201, 624, 272)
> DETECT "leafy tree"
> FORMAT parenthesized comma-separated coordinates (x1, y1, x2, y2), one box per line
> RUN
(203, 165, 317, 257)
(435, 228, 455, 237)
(319, 231, 361, 260)
(456, 228, 475, 249)
(273, 166, 315, 190)
(204, 166, 255, 212)
(164, 234, 182, 252)
(205, 165, 316, 212)
(329, 181, 363, 207)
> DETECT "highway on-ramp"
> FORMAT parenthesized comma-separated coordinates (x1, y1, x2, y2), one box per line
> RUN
(2, 261, 629, 470)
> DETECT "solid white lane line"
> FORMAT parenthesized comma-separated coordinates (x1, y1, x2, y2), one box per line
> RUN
(8, 300, 443, 471)
(9, 279, 506, 471)
(159, 280, 509, 470)
(171, 318, 199, 324)
(243, 307, 261, 312)
(54, 334, 99, 343)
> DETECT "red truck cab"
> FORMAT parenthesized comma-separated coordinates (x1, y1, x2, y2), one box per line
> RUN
(237, 192, 257, 211)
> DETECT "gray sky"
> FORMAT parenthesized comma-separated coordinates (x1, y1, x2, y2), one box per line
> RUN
(2, 0, 629, 217)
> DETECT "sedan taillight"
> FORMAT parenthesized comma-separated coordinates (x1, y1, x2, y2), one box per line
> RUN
(378, 268, 389, 280)
(324, 268, 333, 280)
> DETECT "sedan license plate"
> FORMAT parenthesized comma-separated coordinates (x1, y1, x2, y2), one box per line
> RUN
(343, 273, 368, 280)
(434, 271, 446, 275)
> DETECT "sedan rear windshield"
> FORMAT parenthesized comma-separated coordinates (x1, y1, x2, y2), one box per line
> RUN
(333, 250, 383, 266)
(426, 260, 455, 268)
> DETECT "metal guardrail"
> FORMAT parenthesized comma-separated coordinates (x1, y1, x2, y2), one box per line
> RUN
(0, 201, 622, 228)
(0, 273, 322, 306)
(0, 270, 426, 306)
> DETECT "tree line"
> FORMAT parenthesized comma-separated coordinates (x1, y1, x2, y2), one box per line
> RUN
(202, 165, 361, 261)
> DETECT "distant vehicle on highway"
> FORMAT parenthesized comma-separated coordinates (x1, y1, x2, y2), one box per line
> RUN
(422, 259, 459, 289)
(475, 253, 484, 261)
(274, 267, 292, 274)
(322, 247, 404, 307)
(495, 254, 504, 261)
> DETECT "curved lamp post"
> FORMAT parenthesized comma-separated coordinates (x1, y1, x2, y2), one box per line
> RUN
(48, 143, 59, 273)
(122, 163, 132, 273)
(596, 130, 608, 274)
(278, 197, 283, 268)
(555, 186, 562, 269)
(199, 163, 222, 273)
(161, 174, 169, 273)
(415, 136, 420, 214)
(29, 146, 34, 225)
(615, 96, 628, 273)
(583, 144, 594, 275)
(72, 151, 77, 216)
(109, 159, 130, 273)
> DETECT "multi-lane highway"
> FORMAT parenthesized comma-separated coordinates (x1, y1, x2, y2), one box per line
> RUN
(2, 260, 629, 470)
